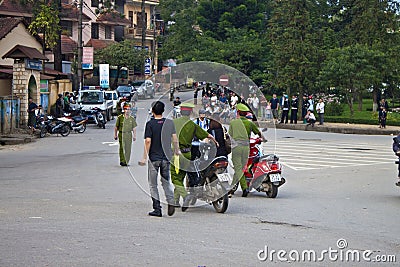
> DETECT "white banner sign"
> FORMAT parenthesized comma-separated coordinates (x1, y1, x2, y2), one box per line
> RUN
(99, 64, 109, 88)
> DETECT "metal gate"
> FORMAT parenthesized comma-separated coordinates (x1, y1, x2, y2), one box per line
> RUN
(0, 97, 20, 134)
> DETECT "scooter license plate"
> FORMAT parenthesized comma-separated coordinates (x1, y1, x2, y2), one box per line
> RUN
(217, 173, 232, 183)
(269, 173, 281, 182)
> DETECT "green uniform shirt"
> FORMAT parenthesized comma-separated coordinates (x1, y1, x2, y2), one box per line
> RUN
(116, 114, 137, 132)
(228, 117, 260, 141)
(174, 116, 208, 149)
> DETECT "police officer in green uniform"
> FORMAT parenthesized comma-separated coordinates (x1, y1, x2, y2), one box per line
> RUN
(114, 103, 137, 166)
(170, 102, 218, 210)
(229, 103, 265, 197)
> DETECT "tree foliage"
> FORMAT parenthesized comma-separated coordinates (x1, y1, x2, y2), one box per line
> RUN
(28, 3, 61, 49)
(158, 0, 400, 109)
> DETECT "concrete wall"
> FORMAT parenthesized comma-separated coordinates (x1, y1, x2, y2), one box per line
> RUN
(0, 23, 43, 66)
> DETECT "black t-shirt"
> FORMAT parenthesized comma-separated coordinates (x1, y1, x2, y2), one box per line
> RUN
(144, 118, 176, 161)
(173, 100, 181, 106)
(28, 102, 38, 114)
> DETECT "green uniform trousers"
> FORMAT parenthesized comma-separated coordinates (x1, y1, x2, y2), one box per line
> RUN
(170, 152, 191, 202)
(232, 145, 250, 190)
(118, 132, 132, 164)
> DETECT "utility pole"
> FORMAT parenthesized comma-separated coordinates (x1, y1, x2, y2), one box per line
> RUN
(152, 5, 156, 74)
(77, 0, 83, 91)
(141, 0, 146, 50)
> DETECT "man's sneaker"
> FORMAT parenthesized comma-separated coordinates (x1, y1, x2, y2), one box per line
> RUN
(148, 209, 162, 217)
(167, 204, 175, 216)
(396, 180, 400, 187)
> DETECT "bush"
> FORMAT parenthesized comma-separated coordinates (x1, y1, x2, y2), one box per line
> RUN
(325, 102, 345, 116)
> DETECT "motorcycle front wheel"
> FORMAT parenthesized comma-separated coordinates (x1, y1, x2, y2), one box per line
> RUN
(212, 181, 229, 213)
(39, 127, 46, 138)
(60, 125, 70, 137)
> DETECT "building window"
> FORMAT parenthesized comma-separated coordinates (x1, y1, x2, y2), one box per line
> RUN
(105, 25, 112, 39)
(129, 11, 133, 28)
(91, 0, 99, 7)
(60, 21, 73, 37)
(137, 12, 147, 30)
(91, 23, 99, 39)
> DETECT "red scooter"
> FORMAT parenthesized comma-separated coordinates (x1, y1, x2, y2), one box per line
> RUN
(242, 137, 286, 198)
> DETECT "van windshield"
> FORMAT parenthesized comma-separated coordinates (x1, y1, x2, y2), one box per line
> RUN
(81, 92, 104, 104)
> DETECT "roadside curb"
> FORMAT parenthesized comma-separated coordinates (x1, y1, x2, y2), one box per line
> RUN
(0, 135, 36, 146)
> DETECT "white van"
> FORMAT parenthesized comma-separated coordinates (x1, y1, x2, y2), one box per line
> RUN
(105, 90, 119, 115)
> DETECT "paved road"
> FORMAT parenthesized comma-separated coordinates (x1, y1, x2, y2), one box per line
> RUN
(0, 91, 399, 266)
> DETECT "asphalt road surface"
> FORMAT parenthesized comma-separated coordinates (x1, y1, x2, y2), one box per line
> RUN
(0, 91, 399, 266)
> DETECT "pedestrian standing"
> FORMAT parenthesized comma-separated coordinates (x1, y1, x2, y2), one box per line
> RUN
(251, 94, 259, 119)
(290, 95, 299, 124)
(280, 94, 289, 124)
(27, 97, 38, 134)
(56, 94, 64, 118)
(259, 95, 267, 121)
(301, 94, 310, 124)
(316, 98, 325, 125)
(378, 98, 389, 126)
(114, 103, 137, 166)
(142, 101, 179, 217)
(194, 89, 198, 105)
(270, 94, 280, 122)
(379, 108, 387, 129)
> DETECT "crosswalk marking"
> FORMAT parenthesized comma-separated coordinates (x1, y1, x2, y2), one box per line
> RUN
(264, 140, 396, 171)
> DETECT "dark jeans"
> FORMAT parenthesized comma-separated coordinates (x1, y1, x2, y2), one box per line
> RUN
(148, 160, 174, 210)
(318, 113, 324, 125)
(290, 109, 298, 124)
(280, 110, 289, 123)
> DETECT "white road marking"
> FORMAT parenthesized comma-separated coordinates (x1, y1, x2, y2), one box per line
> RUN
(102, 141, 118, 146)
(267, 139, 395, 171)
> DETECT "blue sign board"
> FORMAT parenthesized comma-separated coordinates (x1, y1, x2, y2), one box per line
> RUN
(25, 59, 42, 71)
(82, 63, 93, 70)
(144, 58, 151, 75)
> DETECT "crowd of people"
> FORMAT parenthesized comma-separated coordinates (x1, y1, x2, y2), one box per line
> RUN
(196, 85, 326, 126)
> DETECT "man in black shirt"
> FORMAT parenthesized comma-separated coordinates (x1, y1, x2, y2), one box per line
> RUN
(27, 97, 38, 134)
(173, 97, 181, 107)
(143, 101, 180, 217)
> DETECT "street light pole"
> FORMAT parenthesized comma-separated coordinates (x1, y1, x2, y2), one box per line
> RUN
(77, 0, 83, 91)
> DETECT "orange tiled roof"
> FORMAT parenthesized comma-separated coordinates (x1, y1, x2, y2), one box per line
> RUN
(97, 12, 131, 26)
(85, 39, 117, 50)
(0, 17, 26, 40)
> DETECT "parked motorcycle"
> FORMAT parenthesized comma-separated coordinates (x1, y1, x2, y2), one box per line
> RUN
(242, 137, 286, 198)
(183, 142, 230, 213)
(38, 115, 71, 138)
(64, 107, 88, 133)
(82, 107, 106, 129)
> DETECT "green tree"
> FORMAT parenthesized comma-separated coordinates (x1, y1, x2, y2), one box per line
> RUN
(28, 4, 60, 49)
(267, 0, 321, 97)
(319, 44, 384, 117)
